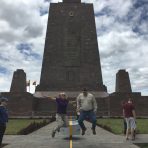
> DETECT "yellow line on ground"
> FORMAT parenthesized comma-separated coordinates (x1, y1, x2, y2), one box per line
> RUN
(69, 116, 73, 148)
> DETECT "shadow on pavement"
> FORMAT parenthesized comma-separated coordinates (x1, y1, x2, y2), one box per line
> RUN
(63, 136, 84, 141)
(1, 143, 8, 148)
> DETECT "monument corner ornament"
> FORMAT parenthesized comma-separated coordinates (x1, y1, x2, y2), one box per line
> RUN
(36, 0, 107, 92)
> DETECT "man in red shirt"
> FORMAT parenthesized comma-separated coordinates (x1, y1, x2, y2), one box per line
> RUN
(123, 98, 136, 140)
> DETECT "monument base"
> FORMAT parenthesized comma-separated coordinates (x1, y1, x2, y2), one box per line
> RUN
(33, 91, 109, 98)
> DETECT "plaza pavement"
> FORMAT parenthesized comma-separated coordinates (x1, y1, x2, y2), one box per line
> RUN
(3, 121, 148, 148)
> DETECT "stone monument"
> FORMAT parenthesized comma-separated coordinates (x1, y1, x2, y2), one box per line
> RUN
(36, 0, 107, 92)
(115, 69, 132, 93)
(10, 69, 27, 92)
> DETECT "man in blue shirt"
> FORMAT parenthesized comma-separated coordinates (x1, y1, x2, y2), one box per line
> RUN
(0, 97, 8, 147)
(34, 92, 75, 138)
(47, 92, 70, 138)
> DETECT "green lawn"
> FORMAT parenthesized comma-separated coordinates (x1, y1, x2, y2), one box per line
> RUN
(5, 119, 46, 135)
(97, 118, 148, 134)
(136, 143, 148, 148)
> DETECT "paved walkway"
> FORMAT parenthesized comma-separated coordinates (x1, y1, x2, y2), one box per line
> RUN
(3, 121, 148, 148)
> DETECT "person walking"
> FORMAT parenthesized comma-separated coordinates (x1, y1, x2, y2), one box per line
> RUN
(123, 97, 136, 140)
(0, 97, 8, 147)
(77, 88, 97, 135)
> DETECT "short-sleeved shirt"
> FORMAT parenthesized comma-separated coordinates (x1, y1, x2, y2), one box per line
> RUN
(123, 102, 135, 118)
(56, 98, 69, 114)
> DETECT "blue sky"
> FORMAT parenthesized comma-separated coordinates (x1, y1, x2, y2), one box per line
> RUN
(0, 0, 148, 95)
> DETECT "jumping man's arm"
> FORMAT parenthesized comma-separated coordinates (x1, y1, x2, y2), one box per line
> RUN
(76, 95, 81, 112)
(45, 96, 56, 100)
(92, 96, 97, 113)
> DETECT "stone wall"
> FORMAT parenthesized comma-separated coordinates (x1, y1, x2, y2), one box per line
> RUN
(1, 92, 34, 116)
(109, 92, 148, 117)
(1, 91, 148, 117)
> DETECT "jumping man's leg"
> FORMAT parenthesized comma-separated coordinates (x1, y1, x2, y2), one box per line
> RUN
(88, 111, 97, 135)
(78, 111, 87, 135)
(52, 114, 64, 137)
(62, 114, 68, 127)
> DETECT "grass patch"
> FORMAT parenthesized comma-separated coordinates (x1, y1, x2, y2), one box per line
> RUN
(5, 119, 48, 135)
(136, 119, 148, 134)
(97, 118, 148, 134)
(135, 143, 148, 148)
(17, 119, 51, 135)
(97, 118, 123, 134)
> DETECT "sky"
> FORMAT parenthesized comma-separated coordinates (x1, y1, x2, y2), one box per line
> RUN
(0, 0, 148, 95)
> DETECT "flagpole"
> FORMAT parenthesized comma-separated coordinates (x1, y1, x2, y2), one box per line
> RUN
(28, 80, 30, 93)
(34, 83, 36, 91)
(33, 81, 37, 92)
(29, 83, 30, 93)
(26, 80, 30, 93)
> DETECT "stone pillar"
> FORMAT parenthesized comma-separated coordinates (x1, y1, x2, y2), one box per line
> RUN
(10, 69, 27, 92)
(115, 69, 132, 93)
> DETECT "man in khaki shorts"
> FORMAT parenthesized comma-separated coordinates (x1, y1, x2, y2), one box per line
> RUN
(123, 98, 136, 140)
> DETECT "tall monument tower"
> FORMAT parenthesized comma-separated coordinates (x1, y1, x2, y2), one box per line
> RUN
(10, 69, 27, 92)
(115, 69, 132, 93)
(36, 0, 106, 91)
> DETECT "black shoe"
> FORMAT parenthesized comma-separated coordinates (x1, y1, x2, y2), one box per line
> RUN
(91, 128, 96, 135)
(51, 130, 56, 138)
(82, 128, 87, 135)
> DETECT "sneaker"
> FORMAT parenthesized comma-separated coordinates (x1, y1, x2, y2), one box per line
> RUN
(51, 130, 56, 138)
(82, 128, 87, 135)
(91, 128, 96, 135)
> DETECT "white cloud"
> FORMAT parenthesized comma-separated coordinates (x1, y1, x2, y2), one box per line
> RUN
(0, 0, 47, 93)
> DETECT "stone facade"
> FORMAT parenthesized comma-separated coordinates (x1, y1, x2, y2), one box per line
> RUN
(1, 89, 148, 117)
(1, 92, 34, 116)
(116, 69, 132, 93)
(10, 69, 27, 92)
(36, 0, 106, 91)
(109, 92, 148, 117)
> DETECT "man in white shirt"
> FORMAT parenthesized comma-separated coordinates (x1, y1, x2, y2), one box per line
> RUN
(77, 88, 97, 135)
